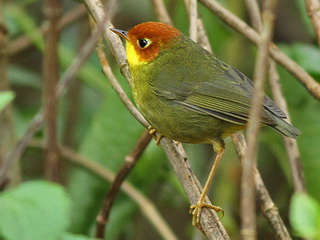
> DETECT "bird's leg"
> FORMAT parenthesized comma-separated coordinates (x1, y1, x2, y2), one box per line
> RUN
(147, 126, 163, 145)
(189, 148, 225, 227)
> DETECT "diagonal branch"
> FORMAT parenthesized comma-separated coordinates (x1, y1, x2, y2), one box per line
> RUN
(95, 130, 152, 238)
(305, 0, 320, 46)
(232, 133, 292, 240)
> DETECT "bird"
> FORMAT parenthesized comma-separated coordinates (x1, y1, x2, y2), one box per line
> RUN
(110, 21, 300, 226)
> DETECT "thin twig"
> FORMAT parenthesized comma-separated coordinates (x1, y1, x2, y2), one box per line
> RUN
(305, 0, 320, 46)
(245, 0, 262, 32)
(241, 1, 277, 239)
(8, 5, 86, 56)
(0, 113, 44, 185)
(268, 63, 306, 193)
(29, 140, 178, 240)
(95, 130, 152, 239)
(232, 133, 292, 240)
(42, 0, 62, 182)
(184, 0, 198, 41)
(152, 0, 173, 25)
(199, 0, 320, 101)
(196, 17, 213, 53)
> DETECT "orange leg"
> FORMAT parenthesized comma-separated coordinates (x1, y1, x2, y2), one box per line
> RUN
(189, 148, 225, 226)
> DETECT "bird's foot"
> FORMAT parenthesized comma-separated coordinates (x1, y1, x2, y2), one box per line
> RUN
(189, 200, 224, 227)
(147, 126, 163, 145)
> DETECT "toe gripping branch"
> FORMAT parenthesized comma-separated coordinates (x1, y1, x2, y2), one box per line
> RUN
(148, 126, 163, 145)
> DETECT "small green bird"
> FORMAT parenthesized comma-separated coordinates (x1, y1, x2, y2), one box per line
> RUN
(110, 22, 300, 226)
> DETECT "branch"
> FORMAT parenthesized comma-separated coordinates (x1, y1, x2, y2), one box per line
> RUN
(305, 0, 320, 46)
(151, 0, 173, 25)
(232, 133, 292, 240)
(268, 63, 306, 193)
(244, 0, 262, 32)
(241, 1, 277, 238)
(42, 0, 62, 182)
(95, 130, 152, 238)
(184, 0, 198, 41)
(199, 0, 320, 101)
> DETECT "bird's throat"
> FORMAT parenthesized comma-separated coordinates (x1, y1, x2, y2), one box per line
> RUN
(126, 41, 148, 67)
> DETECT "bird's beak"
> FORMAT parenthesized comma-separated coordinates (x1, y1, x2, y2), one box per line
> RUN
(110, 28, 130, 41)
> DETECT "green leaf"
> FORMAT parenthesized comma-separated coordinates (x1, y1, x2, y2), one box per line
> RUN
(280, 43, 320, 76)
(0, 91, 15, 113)
(290, 193, 320, 238)
(0, 181, 71, 240)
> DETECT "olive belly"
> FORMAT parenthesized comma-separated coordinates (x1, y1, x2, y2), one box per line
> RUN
(137, 99, 246, 144)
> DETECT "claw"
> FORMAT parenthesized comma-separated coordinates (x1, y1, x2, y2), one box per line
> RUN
(147, 126, 163, 145)
(189, 201, 224, 227)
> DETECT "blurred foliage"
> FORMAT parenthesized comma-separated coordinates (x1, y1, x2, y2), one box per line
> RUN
(0, 181, 71, 240)
(290, 193, 320, 239)
(0, 0, 319, 239)
(0, 92, 15, 113)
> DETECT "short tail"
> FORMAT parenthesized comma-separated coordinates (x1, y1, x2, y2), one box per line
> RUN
(270, 118, 301, 139)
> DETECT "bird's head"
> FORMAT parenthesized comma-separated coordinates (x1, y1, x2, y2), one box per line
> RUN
(110, 22, 182, 66)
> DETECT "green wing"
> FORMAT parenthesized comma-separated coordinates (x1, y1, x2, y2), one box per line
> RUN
(151, 41, 286, 126)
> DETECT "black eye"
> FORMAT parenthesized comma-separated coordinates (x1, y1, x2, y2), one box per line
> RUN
(137, 39, 150, 49)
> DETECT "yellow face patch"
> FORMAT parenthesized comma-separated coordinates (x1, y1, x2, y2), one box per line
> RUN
(126, 41, 148, 67)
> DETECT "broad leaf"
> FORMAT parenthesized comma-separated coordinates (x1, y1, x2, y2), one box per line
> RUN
(290, 193, 320, 238)
(0, 181, 71, 240)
